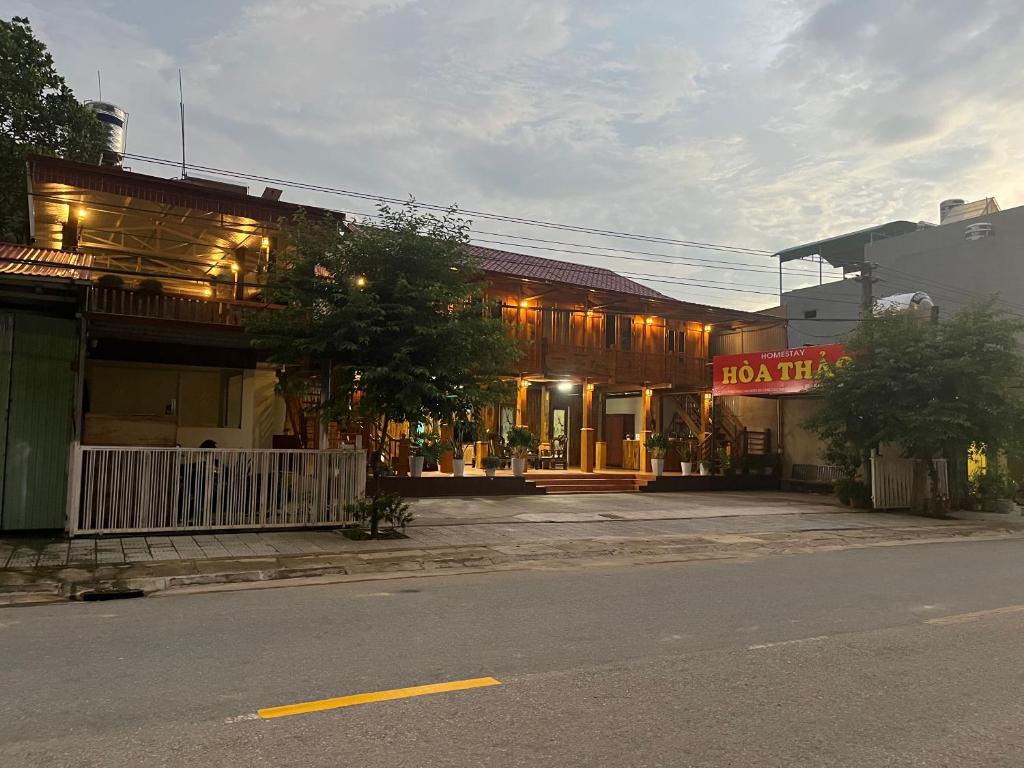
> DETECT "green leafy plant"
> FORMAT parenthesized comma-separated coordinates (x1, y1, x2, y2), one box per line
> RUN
(1, 17, 110, 243)
(505, 426, 534, 459)
(345, 492, 414, 537)
(412, 431, 443, 463)
(482, 456, 501, 470)
(717, 446, 732, 474)
(676, 441, 693, 463)
(970, 469, 1016, 504)
(835, 478, 872, 508)
(806, 301, 1024, 512)
(644, 433, 671, 459)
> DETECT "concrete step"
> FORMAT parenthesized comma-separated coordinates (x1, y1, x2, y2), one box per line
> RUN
(528, 477, 642, 494)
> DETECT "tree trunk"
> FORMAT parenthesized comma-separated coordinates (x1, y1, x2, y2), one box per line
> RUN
(370, 416, 391, 538)
(910, 459, 928, 514)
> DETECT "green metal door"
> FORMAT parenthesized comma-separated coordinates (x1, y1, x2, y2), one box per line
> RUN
(0, 313, 77, 530)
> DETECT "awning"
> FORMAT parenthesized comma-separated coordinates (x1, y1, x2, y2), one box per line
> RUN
(776, 221, 918, 270)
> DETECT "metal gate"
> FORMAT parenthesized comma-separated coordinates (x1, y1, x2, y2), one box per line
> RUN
(870, 456, 949, 510)
(0, 313, 77, 530)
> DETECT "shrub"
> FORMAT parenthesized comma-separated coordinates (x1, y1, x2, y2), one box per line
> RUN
(412, 432, 443, 462)
(482, 456, 501, 470)
(346, 492, 414, 536)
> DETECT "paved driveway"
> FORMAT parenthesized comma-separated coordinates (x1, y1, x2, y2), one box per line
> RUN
(409, 490, 845, 525)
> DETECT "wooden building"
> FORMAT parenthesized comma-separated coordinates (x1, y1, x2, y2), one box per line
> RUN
(0, 154, 774, 529)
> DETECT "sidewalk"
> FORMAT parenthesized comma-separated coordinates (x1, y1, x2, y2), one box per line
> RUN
(3, 493, 1022, 605)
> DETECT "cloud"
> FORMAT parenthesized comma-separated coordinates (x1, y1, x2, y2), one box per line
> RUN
(9, 0, 1024, 310)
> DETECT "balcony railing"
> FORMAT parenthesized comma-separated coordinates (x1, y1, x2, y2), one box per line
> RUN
(518, 339, 708, 387)
(87, 285, 278, 326)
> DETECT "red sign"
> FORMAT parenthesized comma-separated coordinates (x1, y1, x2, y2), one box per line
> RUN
(712, 344, 849, 397)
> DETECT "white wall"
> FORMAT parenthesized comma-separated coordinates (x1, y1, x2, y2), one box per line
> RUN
(605, 396, 642, 436)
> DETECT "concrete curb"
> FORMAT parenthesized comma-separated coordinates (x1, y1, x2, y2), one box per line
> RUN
(2, 523, 1021, 607)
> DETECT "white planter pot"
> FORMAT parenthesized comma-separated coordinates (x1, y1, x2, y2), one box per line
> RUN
(485, 468, 497, 478)
(699, 461, 710, 476)
(681, 461, 693, 476)
(511, 457, 527, 477)
(651, 457, 665, 477)
(452, 458, 465, 477)
(409, 455, 424, 478)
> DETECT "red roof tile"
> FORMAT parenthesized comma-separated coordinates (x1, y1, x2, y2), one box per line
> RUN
(470, 244, 668, 299)
(0, 242, 93, 280)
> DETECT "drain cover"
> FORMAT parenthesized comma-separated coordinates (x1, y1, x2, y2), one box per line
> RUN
(80, 589, 145, 601)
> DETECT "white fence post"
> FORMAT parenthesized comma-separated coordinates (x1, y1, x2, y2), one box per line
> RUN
(65, 441, 83, 537)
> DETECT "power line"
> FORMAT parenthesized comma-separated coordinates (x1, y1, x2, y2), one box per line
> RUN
(122, 152, 776, 257)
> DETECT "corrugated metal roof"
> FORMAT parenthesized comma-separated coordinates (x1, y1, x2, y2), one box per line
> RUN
(470, 244, 668, 299)
(0, 243, 93, 280)
(775, 221, 918, 267)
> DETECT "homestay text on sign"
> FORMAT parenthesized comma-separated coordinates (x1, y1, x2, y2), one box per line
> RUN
(712, 344, 849, 396)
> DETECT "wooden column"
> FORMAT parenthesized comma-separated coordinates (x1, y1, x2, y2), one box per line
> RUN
(639, 387, 653, 472)
(516, 379, 529, 426)
(580, 383, 594, 473)
(439, 423, 454, 474)
(234, 247, 248, 301)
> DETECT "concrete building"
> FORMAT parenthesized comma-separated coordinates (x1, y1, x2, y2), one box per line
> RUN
(779, 197, 1018, 346)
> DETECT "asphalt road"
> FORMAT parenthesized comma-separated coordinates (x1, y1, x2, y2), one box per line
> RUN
(3, 539, 1024, 766)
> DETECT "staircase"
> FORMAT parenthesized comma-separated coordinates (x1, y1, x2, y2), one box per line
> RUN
(526, 473, 649, 494)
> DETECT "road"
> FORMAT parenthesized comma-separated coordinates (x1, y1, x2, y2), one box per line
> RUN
(3, 539, 1024, 766)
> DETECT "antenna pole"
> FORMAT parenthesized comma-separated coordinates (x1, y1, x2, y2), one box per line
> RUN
(178, 69, 187, 179)
(97, 70, 102, 100)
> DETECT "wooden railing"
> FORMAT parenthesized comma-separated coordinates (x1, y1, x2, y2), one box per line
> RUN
(518, 339, 708, 387)
(87, 285, 279, 326)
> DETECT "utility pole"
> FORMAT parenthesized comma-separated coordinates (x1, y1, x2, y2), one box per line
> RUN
(856, 262, 877, 318)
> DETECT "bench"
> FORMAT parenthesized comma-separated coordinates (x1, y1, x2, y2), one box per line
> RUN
(789, 463, 843, 491)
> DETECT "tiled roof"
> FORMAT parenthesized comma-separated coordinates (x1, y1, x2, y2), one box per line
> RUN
(470, 244, 668, 299)
(0, 242, 93, 280)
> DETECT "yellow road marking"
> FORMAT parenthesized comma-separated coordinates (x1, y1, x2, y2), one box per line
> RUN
(925, 605, 1024, 626)
(257, 677, 501, 720)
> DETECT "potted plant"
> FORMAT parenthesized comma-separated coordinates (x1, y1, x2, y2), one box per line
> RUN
(505, 426, 534, 477)
(410, 431, 442, 477)
(678, 441, 694, 476)
(645, 433, 671, 477)
(717, 446, 731, 476)
(449, 416, 477, 478)
(482, 455, 501, 478)
(408, 443, 425, 478)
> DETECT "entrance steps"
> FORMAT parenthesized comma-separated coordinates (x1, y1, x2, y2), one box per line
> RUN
(527, 473, 648, 494)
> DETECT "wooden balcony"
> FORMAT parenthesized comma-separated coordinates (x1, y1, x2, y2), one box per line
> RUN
(87, 285, 278, 327)
(518, 339, 708, 388)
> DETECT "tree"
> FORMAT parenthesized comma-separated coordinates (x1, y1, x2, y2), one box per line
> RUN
(806, 301, 1024, 511)
(247, 202, 519, 509)
(1, 16, 108, 243)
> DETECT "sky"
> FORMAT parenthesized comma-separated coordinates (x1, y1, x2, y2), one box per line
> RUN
(9, 0, 1024, 310)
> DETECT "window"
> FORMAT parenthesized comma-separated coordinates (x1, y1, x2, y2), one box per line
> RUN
(552, 310, 570, 344)
(803, 309, 818, 319)
(667, 329, 675, 353)
(619, 316, 632, 351)
(605, 315, 617, 349)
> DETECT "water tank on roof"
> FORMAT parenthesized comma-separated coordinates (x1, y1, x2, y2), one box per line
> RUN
(964, 222, 995, 241)
(873, 292, 934, 316)
(939, 198, 965, 223)
(85, 101, 128, 166)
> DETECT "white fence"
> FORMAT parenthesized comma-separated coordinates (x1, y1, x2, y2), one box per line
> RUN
(67, 445, 366, 536)
(870, 456, 949, 510)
